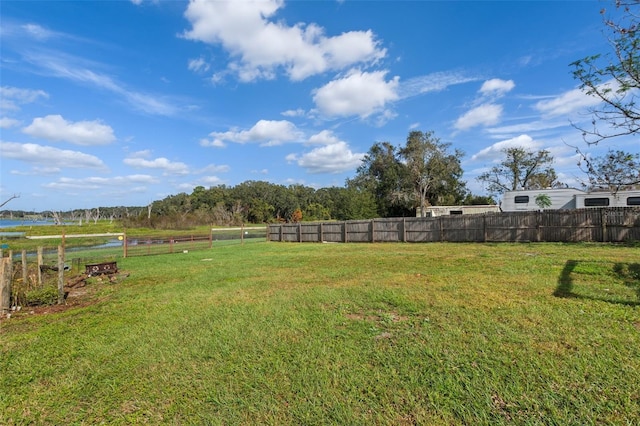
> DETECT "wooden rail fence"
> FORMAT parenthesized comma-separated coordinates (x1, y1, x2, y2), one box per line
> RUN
(268, 208, 640, 243)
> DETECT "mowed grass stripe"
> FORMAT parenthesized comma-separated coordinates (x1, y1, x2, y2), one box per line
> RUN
(1, 242, 639, 425)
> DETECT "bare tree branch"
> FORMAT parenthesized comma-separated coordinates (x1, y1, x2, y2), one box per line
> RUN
(0, 194, 20, 209)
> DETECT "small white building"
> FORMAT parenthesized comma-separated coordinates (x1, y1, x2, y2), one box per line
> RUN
(417, 205, 500, 217)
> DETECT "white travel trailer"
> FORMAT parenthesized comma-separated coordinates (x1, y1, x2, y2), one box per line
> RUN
(575, 190, 640, 208)
(501, 188, 585, 211)
(501, 188, 640, 211)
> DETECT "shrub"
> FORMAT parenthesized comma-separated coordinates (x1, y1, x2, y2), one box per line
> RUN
(25, 286, 58, 306)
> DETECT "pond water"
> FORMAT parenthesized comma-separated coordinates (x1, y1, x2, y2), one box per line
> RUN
(0, 219, 56, 228)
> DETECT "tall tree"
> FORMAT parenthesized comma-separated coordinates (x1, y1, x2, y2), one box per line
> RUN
(579, 149, 640, 192)
(477, 147, 562, 195)
(399, 131, 466, 216)
(571, 0, 640, 144)
(348, 142, 411, 217)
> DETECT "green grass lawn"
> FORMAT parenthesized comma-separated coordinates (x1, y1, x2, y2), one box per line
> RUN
(1, 242, 639, 425)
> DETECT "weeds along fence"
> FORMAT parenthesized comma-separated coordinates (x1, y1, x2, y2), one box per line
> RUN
(1, 246, 72, 311)
(268, 208, 640, 243)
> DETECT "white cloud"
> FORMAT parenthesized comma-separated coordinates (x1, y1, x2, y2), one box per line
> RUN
(470, 134, 540, 161)
(202, 119, 304, 147)
(455, 103, 503, 131)
(307, 130, 341, 145)
(188, 57, 210, 73)
(23, 115, 116, 145)
(486, 120, 570, 139)
(286, 141, 364, 174)
(480, 79, 515, 96)
(397, 71, 478, 99)
(0, 117, 21, 128)
(199, 137, 225, 148)
(43, 175, 157, 190)
(374, 109, 398, 127)
(22, 52, 179, 116)
(181, 0, 386, 82)
(198, 164, 230, 174)
(535, 87, 601, 117)
(10, 166, 61, 176)
(124, 156, 190, 176)
(0, 86, 49, 111)
(22, 23, 56, 40)
(281, 108, 306, 118)
(313, 69, 399, 118)
(0, 141, 106, 169)
(199, 175, 224, 185)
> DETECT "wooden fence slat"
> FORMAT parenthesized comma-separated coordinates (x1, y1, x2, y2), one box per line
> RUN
(57, 245, 65, 305)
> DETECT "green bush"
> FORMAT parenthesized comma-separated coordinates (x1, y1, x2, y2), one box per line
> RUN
(24, 285, 58, 306)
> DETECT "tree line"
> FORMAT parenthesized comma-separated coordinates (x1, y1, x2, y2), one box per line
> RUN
(119, 129, 502, 228)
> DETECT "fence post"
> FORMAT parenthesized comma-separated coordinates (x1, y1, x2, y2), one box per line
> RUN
(57, 245, 65, 305)
(320, 223, 324, 243)
(298, 223, 302, 243)
(343, 221, 348, 243)
(371, 219, 375, 243)
(1, 257, 12, 313)
(483, 215, 487, 243)
(402, 218, 406, 242)
(22, 250, 28, 287)
(601, 209, 607, 243)
(37, 246, 43, 285)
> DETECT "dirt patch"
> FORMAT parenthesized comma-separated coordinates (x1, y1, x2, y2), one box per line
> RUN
(374, 332, 393, 340)
(345, 310, 410, 323)
(345, 313, 378, 322)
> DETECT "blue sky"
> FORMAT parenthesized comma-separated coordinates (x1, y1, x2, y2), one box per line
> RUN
(1, 0, 637, 212)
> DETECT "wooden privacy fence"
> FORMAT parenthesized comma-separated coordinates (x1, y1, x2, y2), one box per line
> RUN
(268, 208, 640, 243)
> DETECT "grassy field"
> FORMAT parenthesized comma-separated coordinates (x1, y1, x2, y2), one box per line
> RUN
(1, 242, 639, 424)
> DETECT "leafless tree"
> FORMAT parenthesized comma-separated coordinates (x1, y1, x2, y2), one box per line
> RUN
(0, 194, 20, 209)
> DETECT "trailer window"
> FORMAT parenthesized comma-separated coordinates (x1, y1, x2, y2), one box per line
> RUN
(514, 196, 529, 204)
(449, 210, 463, 215)
(584, 197, 610, 207)
(627, 197, 640, 206)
